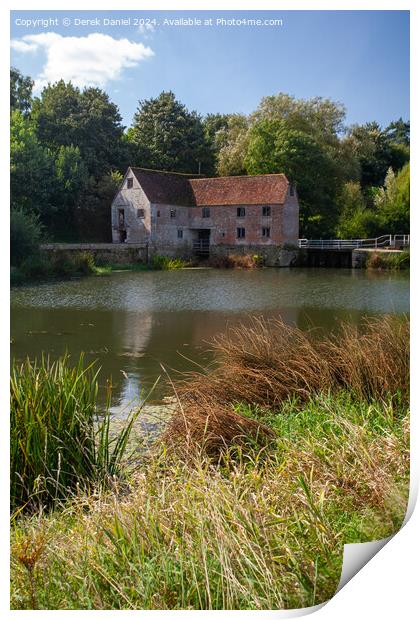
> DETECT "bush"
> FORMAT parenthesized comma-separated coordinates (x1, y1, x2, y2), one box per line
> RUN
(10, 208, 43, 266)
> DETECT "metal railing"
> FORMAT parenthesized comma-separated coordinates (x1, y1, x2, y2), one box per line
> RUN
(298, 234, 410, 250)
(193, 240, 210, 255)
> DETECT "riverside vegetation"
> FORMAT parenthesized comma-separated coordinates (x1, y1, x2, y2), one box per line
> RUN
(10, 316, 409, 610)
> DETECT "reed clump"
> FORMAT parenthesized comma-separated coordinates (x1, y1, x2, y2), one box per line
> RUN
(165, 315, 409, 454)
(11, 393, 409, 610)
(207, 254, 261, 269)
(10, 355, 142, 514)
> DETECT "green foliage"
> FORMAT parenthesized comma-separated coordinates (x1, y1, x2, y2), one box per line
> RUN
(151, 255, 190, 270)
(366, 250, 409, 270)
(74, 171, 123, 242)
(344, 122, 409, 189)
(10, 111, 55, 216)
(32, 81, 125, 177)
(10, 390, 408, 609)
(245, 119, 339, 236)
(373, 164, 410, 234)
(385, 118, 410, 146)
(9, 68, 410, 241)
(10, 355, 144, 514)
(128, 91, 212, 175)
(10, 67, 33, 115)
(10, 208, 43, 266)
(336, 182, 378, 238)
(214, 114, 249, 177)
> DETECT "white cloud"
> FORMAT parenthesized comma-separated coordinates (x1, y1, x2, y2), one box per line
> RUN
(11, 32, 154, 91)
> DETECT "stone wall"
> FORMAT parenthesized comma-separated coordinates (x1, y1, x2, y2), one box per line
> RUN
(111, 173, 151, 244)
(208, 244, 299, 267)
(40, 243, 148, 264)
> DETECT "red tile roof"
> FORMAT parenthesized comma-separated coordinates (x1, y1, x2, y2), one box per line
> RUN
(190, 174, 288, 206)
(130, 168, 289, 206)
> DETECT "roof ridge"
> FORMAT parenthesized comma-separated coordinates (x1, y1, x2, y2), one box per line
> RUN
(130, 166, 202, 178)
(190, 173, 288, 181)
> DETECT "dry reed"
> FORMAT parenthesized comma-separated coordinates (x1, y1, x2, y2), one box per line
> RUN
(164, 315, 409, 454)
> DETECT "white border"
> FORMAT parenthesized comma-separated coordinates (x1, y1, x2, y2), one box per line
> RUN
(2, 1, 417, 618)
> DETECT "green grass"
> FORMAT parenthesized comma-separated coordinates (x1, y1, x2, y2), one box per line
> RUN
(10, 317, 410, 610)
(10, 355, 146, 515)
(10, 391, 409, 610)
(151, 255, 192, 270)
(366, 250, 410, 270)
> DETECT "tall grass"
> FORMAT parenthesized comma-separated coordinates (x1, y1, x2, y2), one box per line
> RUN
(165, 315, 409, 455)
(151, 255, 191, 270)
(10, 355, 142, 514)
(10, 317, 410, 609)
(207, 254, 262, 269)
(10, 393, 409, 610)
(366, 250, 410, 270)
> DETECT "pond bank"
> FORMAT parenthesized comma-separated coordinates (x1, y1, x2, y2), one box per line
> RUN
(10, 316, 409, 609)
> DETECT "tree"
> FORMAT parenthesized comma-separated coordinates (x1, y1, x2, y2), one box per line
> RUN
(11, 208, 43, 266)
(10, 67, 34, 115)
(336, 182, 379, 238)
(373, 165, 410, 234)
(10, 110, 55, 217)
(216, 114, 250, 176)
(345, 122, 409, 189)
(128, 91, 211, 174)
(44, 145, 89, 237)
(32, 81, 125, 176)
(252, 93, 346, 148)
(245, 119, 340, 236)
(385, 118, 410, 146)
(75, 171, 124, 242)
(202, 113, 233, 174)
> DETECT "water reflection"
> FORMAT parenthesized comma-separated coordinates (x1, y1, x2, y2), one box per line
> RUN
(11, 268, 409, 412)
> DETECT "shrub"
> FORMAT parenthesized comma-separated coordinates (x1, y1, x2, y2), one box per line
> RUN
(10, 208, 43, 267)
(18, 255, 53, 280)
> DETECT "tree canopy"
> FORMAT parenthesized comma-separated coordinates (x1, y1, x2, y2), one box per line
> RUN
(128, 91, 212, 175)
(9, 69, 410, 242)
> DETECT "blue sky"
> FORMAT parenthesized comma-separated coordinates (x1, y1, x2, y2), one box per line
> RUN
(10, 10, 409, 130)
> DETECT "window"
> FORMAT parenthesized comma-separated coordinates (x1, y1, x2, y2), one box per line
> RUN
(262, 227, 271, 238)
(236, 227, 245, 239)
(157, 210, 160, 217)
(237, 207, 246, 217)
(127, 178, 133, 189)
(202, 207, 210, 218)
(170, 209, 177, 218)
(137, 208, 145, 218)
(262, 206, 271, 217)
(177, 229, 183, 239)
(290, 185, 295, 196)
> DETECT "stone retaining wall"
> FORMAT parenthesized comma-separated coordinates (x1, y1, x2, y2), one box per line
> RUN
(40, 243, 148, 265)
(208, 244, 300, 267)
